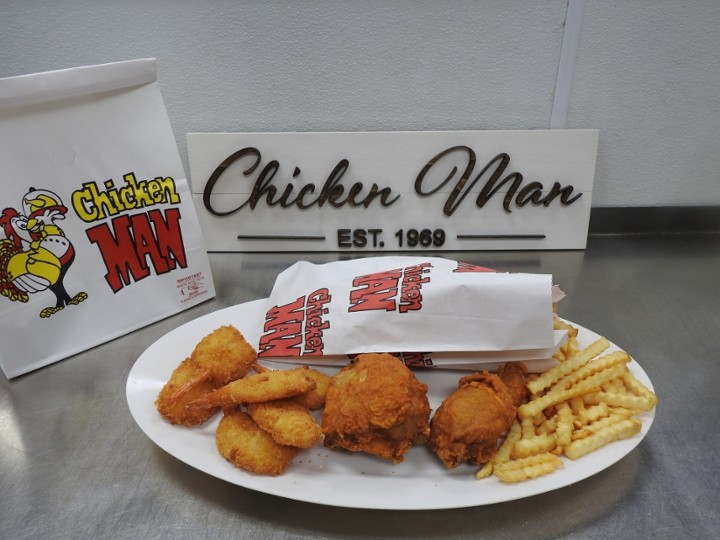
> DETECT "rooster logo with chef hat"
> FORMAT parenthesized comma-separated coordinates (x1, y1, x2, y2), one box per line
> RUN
(0, 187, 87, 318)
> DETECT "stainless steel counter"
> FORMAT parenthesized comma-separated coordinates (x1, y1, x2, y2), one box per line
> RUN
(2, 234, 719, 539)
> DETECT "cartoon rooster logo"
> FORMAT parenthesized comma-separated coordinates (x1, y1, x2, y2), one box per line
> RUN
(0, 188, 87, 318)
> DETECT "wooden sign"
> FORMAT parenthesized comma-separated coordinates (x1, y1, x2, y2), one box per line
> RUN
(187, 130, 598, 251)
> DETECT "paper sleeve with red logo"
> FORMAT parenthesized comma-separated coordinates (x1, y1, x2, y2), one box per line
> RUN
(257, 256, 564, 367)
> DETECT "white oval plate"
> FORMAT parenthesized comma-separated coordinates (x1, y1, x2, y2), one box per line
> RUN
(126, 298, 655, 510)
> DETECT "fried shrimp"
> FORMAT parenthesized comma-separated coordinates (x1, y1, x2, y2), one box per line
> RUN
(186, 366, 317, 410)
(155, 325, 257, 425)
(154, 357, 219, 426)
(173, 325, 258, 398)
(216, 408, 297, 476)
(291, 368, 331, 410)
(252, 364, 330, 409)
(246, 400, 323, 448)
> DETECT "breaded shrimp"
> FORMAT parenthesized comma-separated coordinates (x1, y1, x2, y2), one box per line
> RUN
(155, 325, 257, 425)
(174, 325, 257, 397)
(154, 357, 219, 426)
(186, 366, 317, 410)
(216, 408, 297, 476)
(251, 364, 330, 410)
(246, 400, 323, 448)
(290, 368, 331, 410)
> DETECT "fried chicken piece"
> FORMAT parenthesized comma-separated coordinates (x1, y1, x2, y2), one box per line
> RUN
(321, 353, 431, 463)
(187, 366, 317, 410)
(246, 400, 323, 448)
(155, 325, 257, 425)
(428, 371, 517, 468)
(216, 408, 297, 476)
(497, 361, 530, 407)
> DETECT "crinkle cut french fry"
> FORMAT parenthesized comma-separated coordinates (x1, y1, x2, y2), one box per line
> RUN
(521, 416, 536, 439)
(571, 414, 626, 441)
(475, 462, 493, 479)
(476, 420, 521, 480)
(527, 337, 610, 394)
(621, 371, 657, 400)
(553, 317, 570, 330)
(555, 402, 574, 447)
(607, 406, 640, 417)
(551, 351, 630, 392)
(536, 414, 558, 436)
(565, 417, 642, 460)
(601, 379, 620, 393)
(602, 376, 627, 394)
(583, 390, 657, 412)
(476, 324, 656, 483)
(494, 453, 563, 483)
(519, 363, 628, 419)
(569, 396, 585, 415)
(495, 420, 522, 463)
(512, 434, 557, 458)
(553, 317, 578, 338)
(575, 402, 610, 427)
(567, 337, 580, 356)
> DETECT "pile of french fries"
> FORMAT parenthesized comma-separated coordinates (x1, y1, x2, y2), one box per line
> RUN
(477, 317, 658, 483)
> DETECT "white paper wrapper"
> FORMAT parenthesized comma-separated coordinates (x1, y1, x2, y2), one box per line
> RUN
(257, 256, 560, 367)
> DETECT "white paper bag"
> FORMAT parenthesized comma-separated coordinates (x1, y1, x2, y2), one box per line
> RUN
(257, 256, 559, 365)
(0, 59, 215, 378)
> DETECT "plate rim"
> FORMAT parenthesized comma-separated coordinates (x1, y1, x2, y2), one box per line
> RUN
(126, 298, 655, 510)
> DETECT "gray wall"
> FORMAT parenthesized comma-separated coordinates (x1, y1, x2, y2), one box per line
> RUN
(3, 0, 719, 208)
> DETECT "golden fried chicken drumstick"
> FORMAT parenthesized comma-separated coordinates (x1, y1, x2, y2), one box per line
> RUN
(497, 361, 531, 407)
(429, 367, 524, 469)
(321, 353, 431, 463)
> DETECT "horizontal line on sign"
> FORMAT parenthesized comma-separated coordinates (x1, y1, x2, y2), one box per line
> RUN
(457, 234, 547, 240)
(237, 234, 326, 241)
